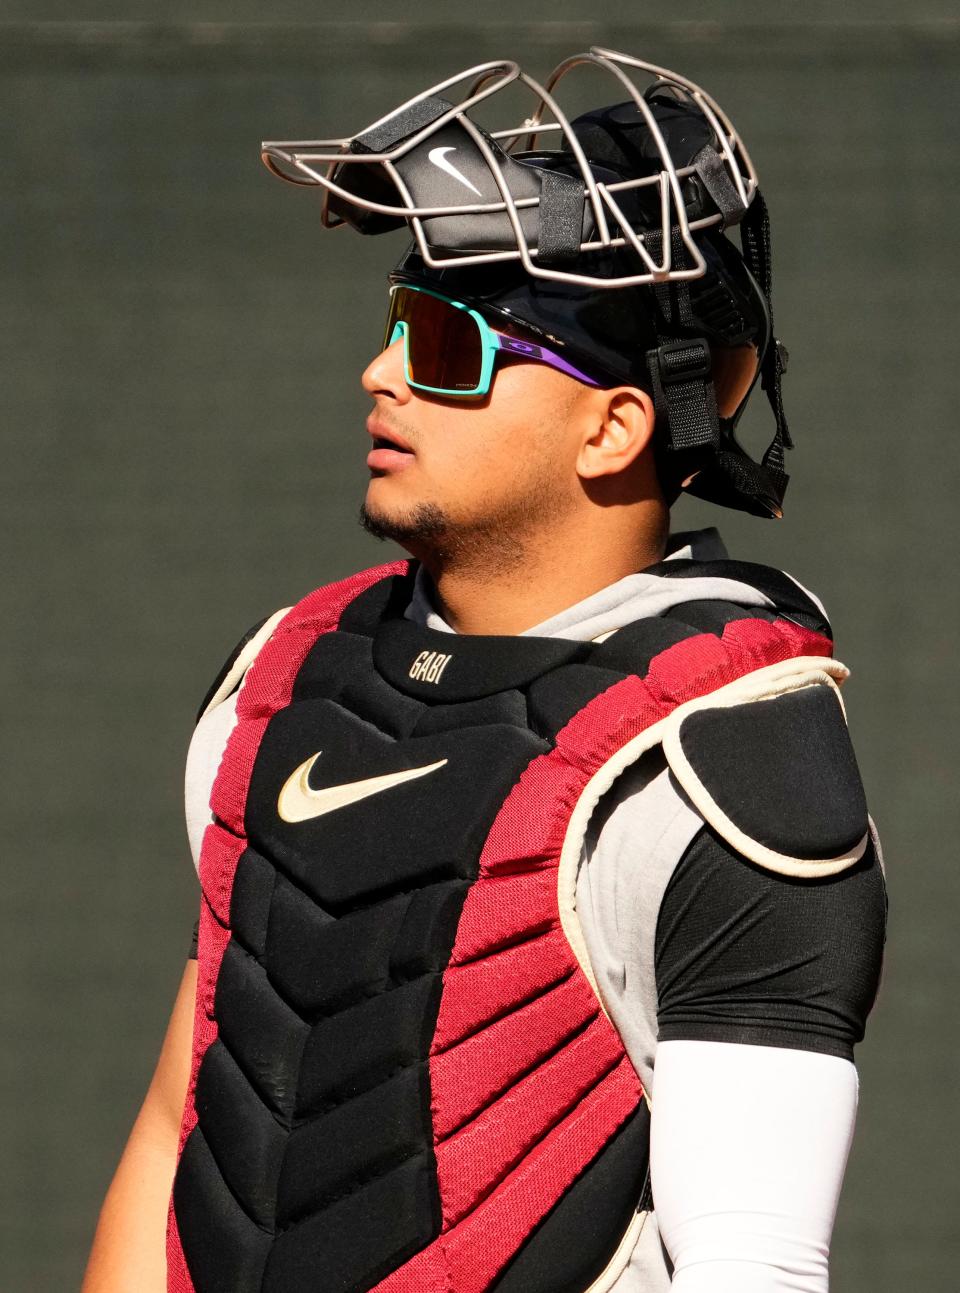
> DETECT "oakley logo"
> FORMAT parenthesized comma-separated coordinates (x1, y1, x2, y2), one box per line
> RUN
(427, 146, 483, 198)
(500, 337, 543, 359)
(277, 752, 448, 823)
(409, 650, 453, 685)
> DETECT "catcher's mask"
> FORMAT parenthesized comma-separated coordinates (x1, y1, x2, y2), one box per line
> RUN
(262, 48, 792, 518)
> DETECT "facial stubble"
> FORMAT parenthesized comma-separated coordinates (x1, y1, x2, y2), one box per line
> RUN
(359, 458, 575, 579)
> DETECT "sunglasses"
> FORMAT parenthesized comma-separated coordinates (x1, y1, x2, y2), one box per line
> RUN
(383, 284, 604, 398)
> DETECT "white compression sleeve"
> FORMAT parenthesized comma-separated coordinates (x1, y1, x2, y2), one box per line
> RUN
(650, 1040, 859, 1292)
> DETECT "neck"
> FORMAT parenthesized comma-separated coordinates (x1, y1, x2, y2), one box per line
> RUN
(416, 497, 669, 636)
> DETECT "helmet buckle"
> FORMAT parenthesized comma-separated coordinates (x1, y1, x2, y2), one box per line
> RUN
(656, 339, 712, 385)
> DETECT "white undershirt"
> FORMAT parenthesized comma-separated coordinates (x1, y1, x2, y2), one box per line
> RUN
(184, 532, 858, 1291)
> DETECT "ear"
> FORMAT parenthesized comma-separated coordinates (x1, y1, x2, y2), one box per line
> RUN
(576, 387, 657, 481)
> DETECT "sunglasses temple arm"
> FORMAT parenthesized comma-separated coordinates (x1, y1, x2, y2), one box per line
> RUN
(496, 333, 603, 388)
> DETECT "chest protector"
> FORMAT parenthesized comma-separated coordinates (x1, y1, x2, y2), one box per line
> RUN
(167, 559, 837, 1293)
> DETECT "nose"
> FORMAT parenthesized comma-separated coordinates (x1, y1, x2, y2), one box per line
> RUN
(361, 335, 412, 404)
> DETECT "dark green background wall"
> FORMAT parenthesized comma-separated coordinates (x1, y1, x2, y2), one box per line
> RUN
(4, 5, 958, 1288)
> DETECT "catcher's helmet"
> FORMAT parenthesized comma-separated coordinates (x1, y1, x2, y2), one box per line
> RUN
(263, 49, 791, 518)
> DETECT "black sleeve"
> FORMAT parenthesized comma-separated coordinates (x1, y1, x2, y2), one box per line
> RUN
(188, 916, 199, 960)
(654, 826, 887, 1060)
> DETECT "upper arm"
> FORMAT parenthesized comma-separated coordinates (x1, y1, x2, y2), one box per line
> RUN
(655, 827, 887, 1059)
(655, 678, 887, 1059)
(643, 679, 884, 1288)
(141, 959, 198, 1138)
(80, 963, 198, 1292)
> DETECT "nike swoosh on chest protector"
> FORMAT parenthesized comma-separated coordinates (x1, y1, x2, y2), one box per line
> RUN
(277, 752, 448, 823)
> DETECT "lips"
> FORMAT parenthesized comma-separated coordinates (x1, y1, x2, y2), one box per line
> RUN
(367, 417, 416, 473)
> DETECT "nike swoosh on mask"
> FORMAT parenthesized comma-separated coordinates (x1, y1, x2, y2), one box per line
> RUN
(427, 145, 483, 198)
(277, 752, 448, 823)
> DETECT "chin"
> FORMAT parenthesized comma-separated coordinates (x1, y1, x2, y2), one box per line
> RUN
(359, 495, 450, 546)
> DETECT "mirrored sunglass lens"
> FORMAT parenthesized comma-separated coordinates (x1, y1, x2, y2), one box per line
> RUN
(388, 289, 485, 392)
(383, 289, 405, 352)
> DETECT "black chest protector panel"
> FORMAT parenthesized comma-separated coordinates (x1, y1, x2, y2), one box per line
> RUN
(168, 560, 834, 1293)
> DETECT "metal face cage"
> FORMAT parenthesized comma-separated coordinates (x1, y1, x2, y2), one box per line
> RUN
(261, 47, 758, 290)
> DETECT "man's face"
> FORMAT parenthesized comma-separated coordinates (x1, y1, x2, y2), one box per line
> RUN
(359, 329, 590, 565)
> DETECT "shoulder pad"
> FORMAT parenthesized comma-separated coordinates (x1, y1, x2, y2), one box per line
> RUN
(195, 607, 291, 723)
(662, 679, 869, 877)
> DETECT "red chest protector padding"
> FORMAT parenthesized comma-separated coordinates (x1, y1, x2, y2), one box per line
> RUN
(167, 561, 833, 1293)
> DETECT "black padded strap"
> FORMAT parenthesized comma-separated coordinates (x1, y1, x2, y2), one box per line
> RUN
(643, 225, 721, 456)
(649, 227, 697, 330)
(535, 169, 585, 265)
(648, 338, 720, 452)
(351, 95, 454, 155)
(692, 144, 748, 227)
